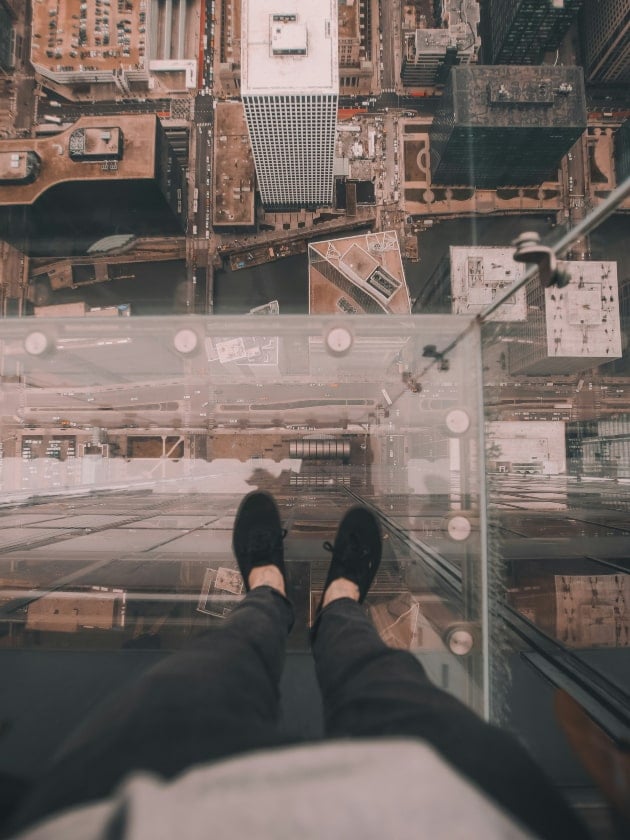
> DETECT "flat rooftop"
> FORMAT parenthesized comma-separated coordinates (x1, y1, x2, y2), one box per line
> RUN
(415, 29, 452, 51)
(309, 230, 411, 314)
(443, 0, 480, 51)
(31, 0, 147, 75)
(0, 115, 158, 205)
(450, 246, 527, 321)
(487, 421, 567, 473)
(338, 1, 359, 40)
(544, 261, 622, 358)
(449, 65, 587, 128)
(241, 0, 338, 95)
(213, 101, 255, 227)
(0, 151, 31, 182)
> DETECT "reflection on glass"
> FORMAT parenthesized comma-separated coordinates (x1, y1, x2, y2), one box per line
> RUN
(0, 314, 486, 713)
(2, 2, 630, 828)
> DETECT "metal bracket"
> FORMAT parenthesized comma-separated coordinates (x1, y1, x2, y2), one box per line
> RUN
(512, 231, 571, 289)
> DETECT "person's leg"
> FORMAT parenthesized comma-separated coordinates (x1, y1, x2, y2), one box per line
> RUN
(9, 492, 293, 833)
(311, 509, 590, 840)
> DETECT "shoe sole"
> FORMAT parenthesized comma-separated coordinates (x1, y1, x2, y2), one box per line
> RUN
(232, 491, 285, 591)
(320, 506, 382, 606)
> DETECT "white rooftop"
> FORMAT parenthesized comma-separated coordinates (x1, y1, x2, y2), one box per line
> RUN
(545, 261, 622, 359)
(241, 0, 338, 95)
(450, 246, 527, 321)
(486, 421, 567, 475)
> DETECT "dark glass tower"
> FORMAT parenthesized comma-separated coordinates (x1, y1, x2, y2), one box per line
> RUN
(430, 65, 587, 187)
(479, 0, 583, 65)
(580, 0, 630, 83)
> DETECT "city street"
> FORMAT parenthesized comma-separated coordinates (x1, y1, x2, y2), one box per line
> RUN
(35, 94, 173, 125)
(193, 119, 213, 240)
(378, 0, 399, 93)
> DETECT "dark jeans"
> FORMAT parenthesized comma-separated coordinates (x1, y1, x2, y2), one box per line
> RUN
(9, 588, 588, 839)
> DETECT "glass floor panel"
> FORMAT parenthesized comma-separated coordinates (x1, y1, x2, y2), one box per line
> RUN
(0, 313, 487, 714)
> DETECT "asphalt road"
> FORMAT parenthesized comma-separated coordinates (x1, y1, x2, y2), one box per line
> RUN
(379, 0, 397, 93)
(37, 93, 173, 124)
(193, 121, 213, 239)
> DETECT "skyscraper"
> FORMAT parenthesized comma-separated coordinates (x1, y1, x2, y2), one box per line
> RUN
(0, 0, 15, 72)
(401, 0, 480, 88)
(241, 0, 338, 209)
(448, 247, 528, 320)
(615, 119, 630, 185)
(308, 231, 410, 314)
(580, 0, 630, 84)
(0, 115, 186, 255)
(479, 0, 583, 65)
(430, 65, 587, 187)
(508, 261, 622, 375)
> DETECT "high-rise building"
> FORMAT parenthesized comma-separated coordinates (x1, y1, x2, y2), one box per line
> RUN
(0, 115, 186, 255)
(580, 0, 630, 83)
(449, 247, 528, 320)
(241, 0, 338, 209)
(479, 0, 583, 65)
(615, 119, 630, 185)
(508, 261, 622, 375)
(430, 65, 587, 187)
(0, 1, 15, 71)
(218, 0, 370, 97)
(30, 0, 150, 91)
(338, 0, 373, 93)
(486, 421, 567, 475)
(401, 0, 480, 88)
(577, 414, 630, 480)
(414, 246, 528, 317)
(308, 230, 410, 314)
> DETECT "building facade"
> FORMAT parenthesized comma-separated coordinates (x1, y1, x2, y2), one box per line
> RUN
(479, 0, 583, 65)
(615, 119, 630, 185)
(338, 0, 373, 93)
(401, 0, 480, 88)
(0, 1, 15, 71)
(30, 0, 150, 92)
(575, 414, 630, 480)
(580, 0, 630, 83)
(241, 0, 338, 209)
(430, 65, 587, 187)
(0, 116, 185, 255)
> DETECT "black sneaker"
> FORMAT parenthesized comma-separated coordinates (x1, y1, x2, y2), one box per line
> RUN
(232, 491, 287, 592)
(319, 506, 381, 609)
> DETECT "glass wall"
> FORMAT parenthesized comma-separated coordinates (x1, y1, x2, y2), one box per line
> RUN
(2, 0, 630, 834)
(0, 313, 489, 711)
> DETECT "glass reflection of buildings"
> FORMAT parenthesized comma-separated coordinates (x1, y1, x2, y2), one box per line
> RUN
(0, 308, 486, 707)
